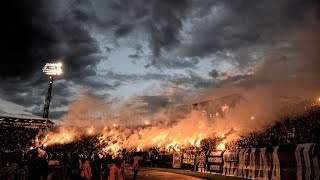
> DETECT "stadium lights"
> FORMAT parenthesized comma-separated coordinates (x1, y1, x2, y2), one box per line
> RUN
(42, 62, 63, 119)
(42, 62, 63, 76)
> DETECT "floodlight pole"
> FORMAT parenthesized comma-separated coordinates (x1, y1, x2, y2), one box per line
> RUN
(43, 76, 53, 118)
(42, 62, 62, 120)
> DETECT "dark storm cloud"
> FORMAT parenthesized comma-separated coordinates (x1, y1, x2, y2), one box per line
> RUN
(93, 0, 189, 58)
(1, 0, 102, 118)
(140, 96, 171, 110)
(29, 106, 67, 120)
(209, 69, 219, 79)
(81, 78, 123, 90)
(194, 81, 213, 89)
(0, 74, 72, 114)
(0, 75, 47, 107)
(220, 74, 253, 85)
(46, 110, 68, 120)
(93, 0, 319, 70)
(100, 71, 170, 83)
(2, 0, 318, 80)
(145, 0, 189, 58)
(129, 45, 144, 63)
(179, 0, 319, 66)
(154, 71, 212, 89)
(141, 73, 170, 81)
(145, 57, 199, 69)
(115, 24, 134, 38)
(129, 96, 171, 114)
(1, 0, 319, 120)
(105, 72, 138, 82)
(2, 0, 101, 80)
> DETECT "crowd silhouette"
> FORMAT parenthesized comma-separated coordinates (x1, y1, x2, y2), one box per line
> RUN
(1, 102, 320, 179)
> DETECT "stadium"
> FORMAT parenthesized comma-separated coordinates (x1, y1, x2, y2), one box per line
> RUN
(1, 91, 320, 179)
(2, 1, 320, 179)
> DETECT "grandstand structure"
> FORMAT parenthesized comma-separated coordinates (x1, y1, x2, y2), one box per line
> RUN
(192, 94, 248, 119)
(0, 115, 54, 128)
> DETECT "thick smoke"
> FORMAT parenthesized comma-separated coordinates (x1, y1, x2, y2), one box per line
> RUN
(40, 2, 320, 152)
(43, 19, 320, 149)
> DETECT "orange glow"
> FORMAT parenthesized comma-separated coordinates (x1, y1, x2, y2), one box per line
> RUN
(40, 128, 75, 146)
(217, 143, 226, 151)
(39, 110, 239, 154)
(144, 120, 150, 125)
(87, 127, 94, 135)
(137, 147, 141, 152)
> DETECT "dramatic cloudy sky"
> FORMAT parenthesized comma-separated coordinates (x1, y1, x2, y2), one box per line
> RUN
(1, 0, 319, 121)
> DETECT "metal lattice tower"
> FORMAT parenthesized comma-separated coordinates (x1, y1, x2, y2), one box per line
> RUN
(43, 76, 53, 118)
(42, 63, 63, 119)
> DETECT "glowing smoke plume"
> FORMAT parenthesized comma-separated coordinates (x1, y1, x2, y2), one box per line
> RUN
(39, 14, 320, 153)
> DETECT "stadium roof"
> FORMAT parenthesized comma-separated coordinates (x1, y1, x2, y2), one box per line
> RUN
(192, 94, 248, 107)
(0, 115, 55, 126)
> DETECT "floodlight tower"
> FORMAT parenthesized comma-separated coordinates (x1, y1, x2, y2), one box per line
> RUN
(42, 62, 63, 119)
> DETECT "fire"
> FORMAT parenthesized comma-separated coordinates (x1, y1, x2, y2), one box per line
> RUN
(144, 120, 150, 125)
(40, 121, 234, 154)
(217, 142, 226, 151)
(39, 110, 238, 154)
(87, 127, 94, 135)
(136, 147, 141, 152)
(40, 128, 76, 146)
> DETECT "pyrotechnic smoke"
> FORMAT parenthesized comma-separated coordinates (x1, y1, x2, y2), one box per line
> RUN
(192, 12, 320, 141)
(40, 12, 320, 153)
(64, 91, 115, 127)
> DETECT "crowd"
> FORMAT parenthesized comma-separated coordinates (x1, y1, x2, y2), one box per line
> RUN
(0, 125, 39, 152)
(227, 105, 320, 150)
(1, 145, 140, 180)
(1, 101, 320, 179)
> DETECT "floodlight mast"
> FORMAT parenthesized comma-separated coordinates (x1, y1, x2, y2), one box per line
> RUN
(42, 63, 63, 119)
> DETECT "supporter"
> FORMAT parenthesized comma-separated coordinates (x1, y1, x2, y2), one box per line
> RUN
(80, 156, 92, 180)
(0, 126, 39, 152)
(226, 105, 320, 150)
(107, 158, 123, 180)
(132, 155, 139, 180)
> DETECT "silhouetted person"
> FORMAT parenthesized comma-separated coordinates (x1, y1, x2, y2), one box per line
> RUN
(80, 156, 92, 180)
(91, 154, 100, 180)
(107, 158, 123, 180)
(38, 156, 49, 180)
(132, 155, 139, 180)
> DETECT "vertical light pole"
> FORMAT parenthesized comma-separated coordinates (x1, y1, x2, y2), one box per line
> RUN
(42, 63, 63, 119)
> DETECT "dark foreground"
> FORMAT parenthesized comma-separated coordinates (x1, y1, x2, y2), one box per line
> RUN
(123, 167, 203, 180)
(122, 167, 246, 180)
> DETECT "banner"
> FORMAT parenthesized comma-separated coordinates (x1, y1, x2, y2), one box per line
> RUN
(172, 152, 182, 169)
(222, 149, 239, 176)
(170, 143, 320, 179)
(182, 152, 196, 165)
(221, 144, 320, 180)
(182, 150, 196, 171)
(196, 151, 206, 172)
(295, 143, 320, 180)
(207, 150, 224, 172)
